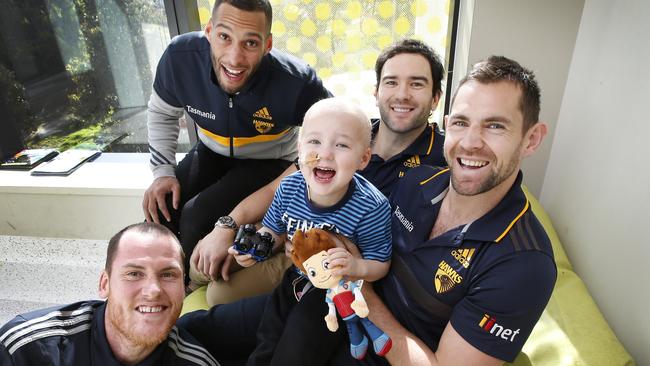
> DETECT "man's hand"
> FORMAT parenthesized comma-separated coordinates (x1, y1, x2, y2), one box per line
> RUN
(142, 176, 180, 223)
(284, 238, 293, 257)
(191, 227, 237, 281)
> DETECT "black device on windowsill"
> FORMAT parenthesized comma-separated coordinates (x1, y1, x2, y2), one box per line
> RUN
(0, 148, 59, 170)
(0, 90, 26, 164)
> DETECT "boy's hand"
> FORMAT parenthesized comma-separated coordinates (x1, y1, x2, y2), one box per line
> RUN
(327, 247, 366, 280)
(227, 246, 256, 267)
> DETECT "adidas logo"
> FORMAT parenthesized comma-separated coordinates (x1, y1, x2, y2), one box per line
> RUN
(403, 155, 420, 168)
(253, 107, 272, 120)
(451, 248, 475, 268)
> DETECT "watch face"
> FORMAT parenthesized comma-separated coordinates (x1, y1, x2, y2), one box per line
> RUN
(218, 216, 236, 228)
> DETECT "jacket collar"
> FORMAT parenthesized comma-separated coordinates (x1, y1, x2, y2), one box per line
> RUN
(420, 169, 529, 243)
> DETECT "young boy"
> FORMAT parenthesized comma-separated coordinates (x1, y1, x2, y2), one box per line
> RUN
(231, 98, 393, 365)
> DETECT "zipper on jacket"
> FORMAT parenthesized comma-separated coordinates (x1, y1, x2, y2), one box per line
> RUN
(228, 96, 234, 157)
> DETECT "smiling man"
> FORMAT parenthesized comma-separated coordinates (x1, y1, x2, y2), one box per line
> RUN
(0, 223, 218, 365)
(335, 56, 557, 365)
(143, 0, 332, 279)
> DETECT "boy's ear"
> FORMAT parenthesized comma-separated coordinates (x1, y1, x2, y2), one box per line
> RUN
(358, 147, 371, 171)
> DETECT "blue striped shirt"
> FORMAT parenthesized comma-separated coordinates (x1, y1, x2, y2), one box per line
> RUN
(262, 172, 392, 262)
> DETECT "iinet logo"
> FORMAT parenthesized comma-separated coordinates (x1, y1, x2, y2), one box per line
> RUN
(479, 314, 520, 342)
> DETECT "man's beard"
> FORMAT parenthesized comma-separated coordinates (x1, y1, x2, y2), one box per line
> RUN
(378, 103, 430, 134)
(447, 145, 522, 196)
(210, 53, 262, 95)
(107, 303, 172, 349)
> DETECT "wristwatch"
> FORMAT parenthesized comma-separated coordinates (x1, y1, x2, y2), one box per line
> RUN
(215, 215, 237, 230)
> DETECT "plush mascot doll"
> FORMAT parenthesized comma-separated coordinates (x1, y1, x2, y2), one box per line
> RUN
(291, 228, 392, 360)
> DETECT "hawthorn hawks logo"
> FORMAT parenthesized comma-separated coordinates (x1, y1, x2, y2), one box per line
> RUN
(253, 107, 274, 133)
(434, 260, 463, 293)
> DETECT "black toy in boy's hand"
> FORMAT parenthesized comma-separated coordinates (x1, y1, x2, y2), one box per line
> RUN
(233, 224, 274, 261)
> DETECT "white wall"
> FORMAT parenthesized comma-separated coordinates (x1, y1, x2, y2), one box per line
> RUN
(541, 0, 650, 363)
(462, 0, 585, 197)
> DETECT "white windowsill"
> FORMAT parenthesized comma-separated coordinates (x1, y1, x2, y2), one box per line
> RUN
(0, 153, 153, 196)
(0, 153, 185, 239)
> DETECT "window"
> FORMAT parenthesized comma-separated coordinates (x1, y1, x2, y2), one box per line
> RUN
(197, 0, 454, 121)
(0, 0, 187, 153)
(1, 0, 455, 156)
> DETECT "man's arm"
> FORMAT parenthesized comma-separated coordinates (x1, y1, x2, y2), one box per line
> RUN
(336, 236, 503, 366)
(143, 90, 184, 223)
(362, 285, 503, 366)
(192, 164, 298, 280)
(0, 343, 14, 365)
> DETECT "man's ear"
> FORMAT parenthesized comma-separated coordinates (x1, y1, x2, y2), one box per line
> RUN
(264, 33, 273, 55)
(522, 122, 548, 158)
(98, 271, 109, 299)
(443, 114, 449, 130)
(204, 19, 213, 43)
(430, 92, 441, 112)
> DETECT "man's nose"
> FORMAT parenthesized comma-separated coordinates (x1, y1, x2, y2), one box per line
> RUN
(459, 125, 484, 150)
(142, 278, 162, 298)
(223, 44, 245, 65)
(394, 83, 411, 100)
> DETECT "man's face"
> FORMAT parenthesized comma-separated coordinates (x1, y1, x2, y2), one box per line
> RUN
(375, 53, 439, 135)
(444, 81, 534, 196)
(99, 231, 185, 349)
(205, 3, 272, 94)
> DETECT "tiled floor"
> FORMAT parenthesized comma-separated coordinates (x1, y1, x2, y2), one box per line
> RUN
(0, 236, 106, 325)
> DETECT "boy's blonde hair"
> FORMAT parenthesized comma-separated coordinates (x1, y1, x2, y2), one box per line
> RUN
(300, 97, 372, 148)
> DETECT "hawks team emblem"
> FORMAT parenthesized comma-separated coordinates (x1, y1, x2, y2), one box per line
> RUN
(434, 260, 462, 293)
(254, 120, 274, 133)
(435, 269, 455, 293)
(253, 107, 274, 133)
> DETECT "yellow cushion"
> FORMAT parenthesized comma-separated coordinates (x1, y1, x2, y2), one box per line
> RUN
(508, 187, 635, 365)
(181, 285, 209, 316)
(180, 187, 636, 365)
